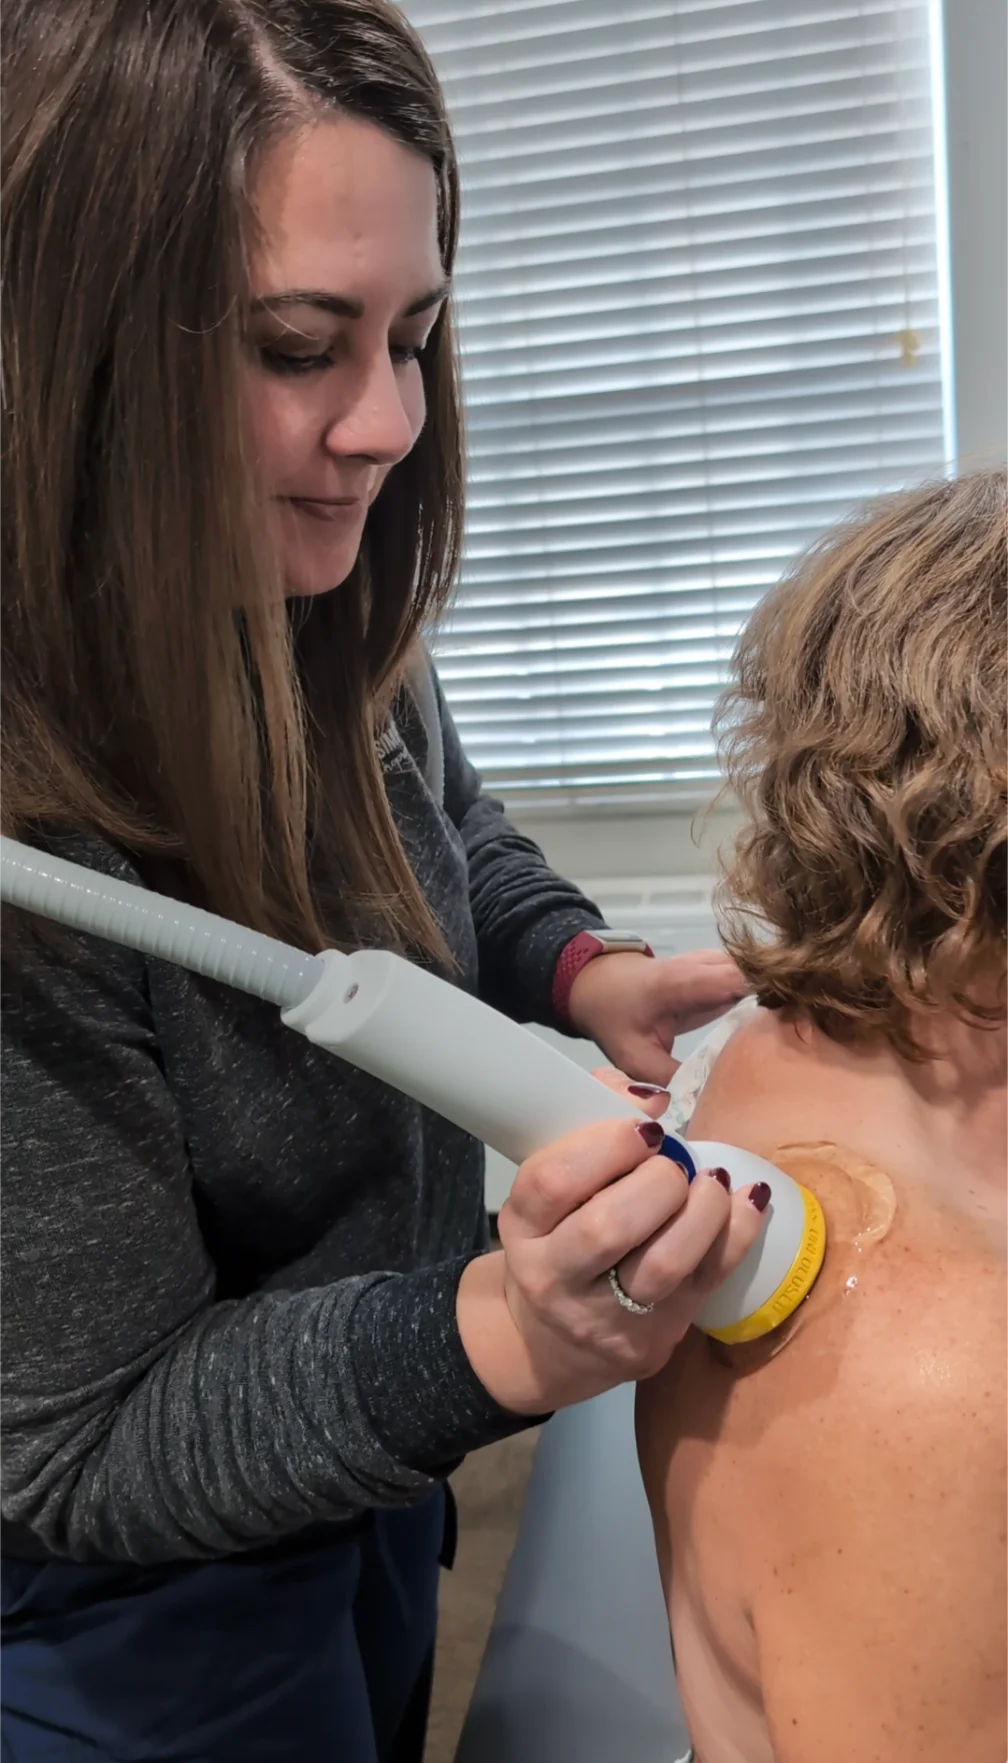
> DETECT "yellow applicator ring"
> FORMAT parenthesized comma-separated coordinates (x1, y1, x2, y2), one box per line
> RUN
(684, 1139, 828, 1344)
(705, 1184, 826, 1344)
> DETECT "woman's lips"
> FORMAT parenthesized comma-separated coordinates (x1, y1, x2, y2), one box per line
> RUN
(283, 496, 364, 525)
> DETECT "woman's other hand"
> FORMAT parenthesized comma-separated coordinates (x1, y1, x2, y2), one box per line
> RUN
(567, 949, 747, 1087)
(456, 1078, 767, 1416)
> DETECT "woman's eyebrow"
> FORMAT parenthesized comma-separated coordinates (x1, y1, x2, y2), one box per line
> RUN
(249, 282, 450, 321)
(403, 281, 451, 317)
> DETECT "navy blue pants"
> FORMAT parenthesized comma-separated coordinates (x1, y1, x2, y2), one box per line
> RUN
(0, 1490, 449, 1763)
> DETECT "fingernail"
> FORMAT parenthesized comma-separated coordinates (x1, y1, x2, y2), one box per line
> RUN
(628, 1083, 669, 1099)
(749, 1182, 772, 1213)
(703, 1166, 732, 1192)
(635, 1120, 665, 1149)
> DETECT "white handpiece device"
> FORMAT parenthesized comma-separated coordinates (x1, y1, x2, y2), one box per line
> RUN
(282, 950, 826, 1344)
(0, 837, 825, 1343)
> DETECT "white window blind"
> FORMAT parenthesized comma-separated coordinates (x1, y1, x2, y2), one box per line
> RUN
(406, 0, 949, 811)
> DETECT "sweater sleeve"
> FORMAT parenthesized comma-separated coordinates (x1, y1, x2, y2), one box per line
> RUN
(0, 927, 527, 1565)
(436, 679, 608, 1027)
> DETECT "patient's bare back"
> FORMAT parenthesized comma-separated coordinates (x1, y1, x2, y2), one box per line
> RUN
(636, 1011, 1007, 1763)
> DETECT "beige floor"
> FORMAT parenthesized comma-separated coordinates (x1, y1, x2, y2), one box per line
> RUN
(424, 1428, 540, 1763)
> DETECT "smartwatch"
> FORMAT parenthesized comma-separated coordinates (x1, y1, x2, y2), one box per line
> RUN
(552, 928, 654, 1024)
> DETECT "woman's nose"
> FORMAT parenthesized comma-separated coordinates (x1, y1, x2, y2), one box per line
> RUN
(323, 352, 419, 466)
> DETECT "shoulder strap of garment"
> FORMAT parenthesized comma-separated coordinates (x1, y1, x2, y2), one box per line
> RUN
(663, 992, 759, 1133)
(403, 641, 445, 808)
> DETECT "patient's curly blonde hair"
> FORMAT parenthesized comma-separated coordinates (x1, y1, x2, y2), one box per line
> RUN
(715, 470, 1007, 1059)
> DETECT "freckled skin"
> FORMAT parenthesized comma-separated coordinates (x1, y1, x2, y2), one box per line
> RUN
(636, 1011, 1007, 1763)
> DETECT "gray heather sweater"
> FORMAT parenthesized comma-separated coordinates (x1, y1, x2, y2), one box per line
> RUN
(0, 679, 605, 1564)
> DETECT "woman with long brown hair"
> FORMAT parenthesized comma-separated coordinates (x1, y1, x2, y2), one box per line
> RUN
(0, 3, 768, 1757)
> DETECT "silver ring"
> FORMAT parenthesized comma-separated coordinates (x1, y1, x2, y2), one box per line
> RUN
(607, 1266, 655, 1316)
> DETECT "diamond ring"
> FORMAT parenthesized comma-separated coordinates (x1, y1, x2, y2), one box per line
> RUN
(607, 1265, 655, 1316)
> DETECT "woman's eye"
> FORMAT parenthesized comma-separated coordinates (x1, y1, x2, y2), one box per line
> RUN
(258, 347, 333, 376)
(257, 341, 425, 374)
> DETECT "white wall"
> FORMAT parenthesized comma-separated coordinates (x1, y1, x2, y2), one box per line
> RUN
(511, 803, 741, 887)
(941, 0, 1008, 469)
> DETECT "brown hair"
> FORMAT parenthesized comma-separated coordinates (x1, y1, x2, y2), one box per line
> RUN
(714, 471, 1007, 1059)
(2, 0, 463, 959)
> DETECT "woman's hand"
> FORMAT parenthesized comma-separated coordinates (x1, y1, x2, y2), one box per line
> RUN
(567, 949, 747, 1087)
(456, 1080, 768, 1416)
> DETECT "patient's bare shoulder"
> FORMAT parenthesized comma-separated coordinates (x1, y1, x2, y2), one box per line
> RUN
(637, 1013, 1007, 1763)
(681, 1004, 868, 1154)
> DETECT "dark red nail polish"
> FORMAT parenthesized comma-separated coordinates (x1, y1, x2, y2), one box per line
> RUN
(705, 1166, 732, 1192)
(749, 1181, 772, 1213)
(628, 1083, 668, 1099)
(635, 1120, 665, 1149)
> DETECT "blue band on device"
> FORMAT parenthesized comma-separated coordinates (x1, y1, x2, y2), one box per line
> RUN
(660, 1133, 697, 1181)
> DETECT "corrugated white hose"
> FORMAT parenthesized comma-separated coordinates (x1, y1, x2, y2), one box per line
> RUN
(0, 836, 322, 1010)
